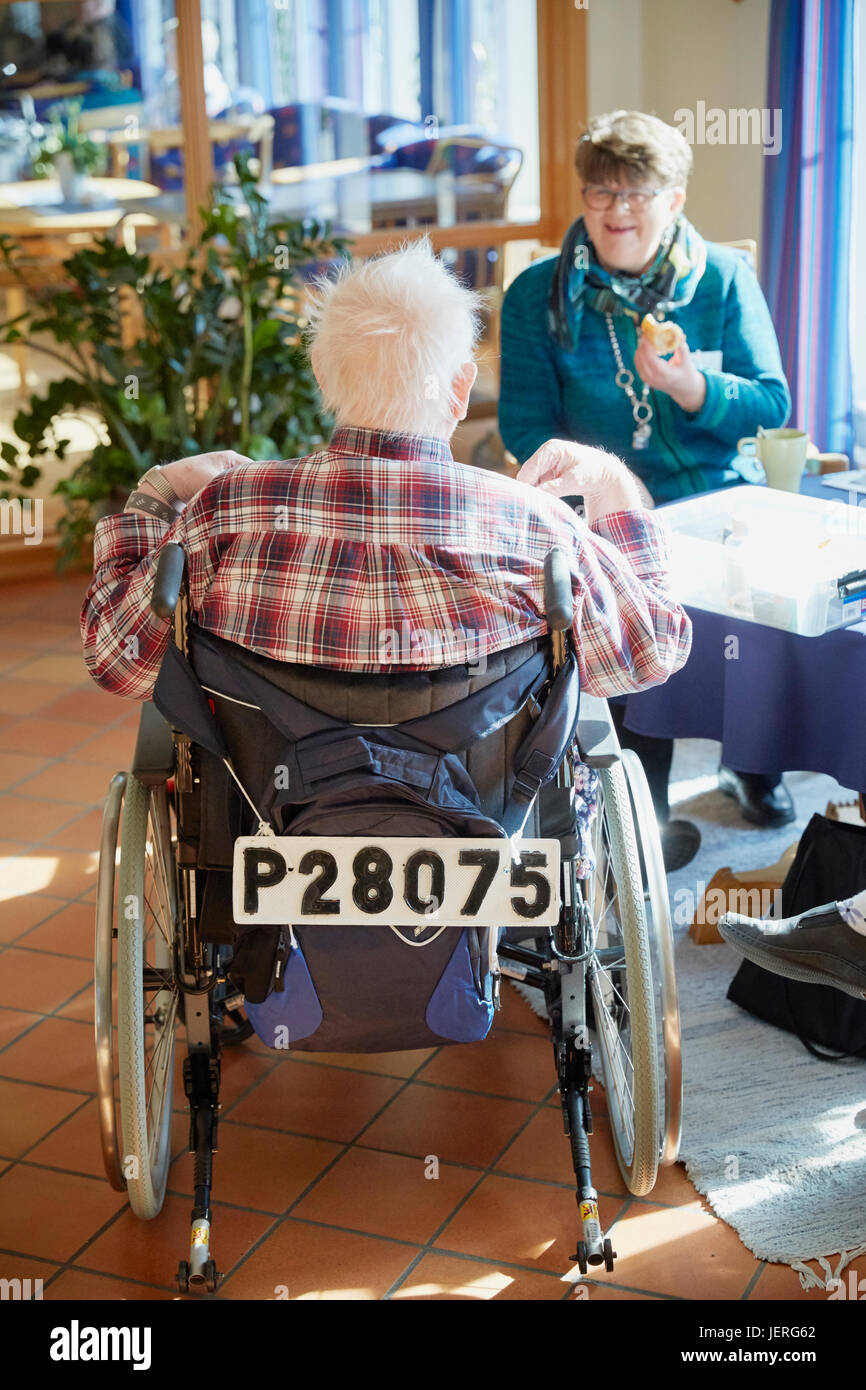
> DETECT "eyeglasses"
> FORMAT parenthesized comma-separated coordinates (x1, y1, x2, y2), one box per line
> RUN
(581, 185, 672, 212)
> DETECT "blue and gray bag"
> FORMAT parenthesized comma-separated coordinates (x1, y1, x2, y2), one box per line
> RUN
(153, 626, 580, 1053)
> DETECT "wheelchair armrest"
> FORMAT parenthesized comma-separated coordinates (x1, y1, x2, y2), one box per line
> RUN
(575, 694, 621, 769)
(543, 548, 573, 631)
(151, 542, 186, 620)
(131, 701, 175, 785)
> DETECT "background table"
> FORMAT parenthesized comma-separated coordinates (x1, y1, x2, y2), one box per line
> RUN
(613, 476, 866, 793)
(122, 166, 506, 237)
(0, 176, 161, 236)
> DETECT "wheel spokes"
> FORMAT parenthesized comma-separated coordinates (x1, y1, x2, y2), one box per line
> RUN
(139, 795, 180, 1173)
(589, 792, 640, 1163)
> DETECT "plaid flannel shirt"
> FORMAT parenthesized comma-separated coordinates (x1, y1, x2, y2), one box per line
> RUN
(81, 426, 692, 700)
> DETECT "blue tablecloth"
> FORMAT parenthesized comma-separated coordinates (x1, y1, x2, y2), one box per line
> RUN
(614, 476, 866, 792)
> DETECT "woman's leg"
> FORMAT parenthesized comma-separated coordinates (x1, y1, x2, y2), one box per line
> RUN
(609, 701, 700, 871)
(610, 702, 674, 821)
(717, 764, 795, 827)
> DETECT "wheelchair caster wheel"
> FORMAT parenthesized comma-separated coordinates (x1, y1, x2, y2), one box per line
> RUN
(574, 1241, 588, 1276)
(603, 1238, 616, 1272)
(177, 1258, 220, 1293)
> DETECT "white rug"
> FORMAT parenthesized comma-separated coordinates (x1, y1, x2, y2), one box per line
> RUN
(513, 739, 866, 1287)
(668, 740, 866, 1286)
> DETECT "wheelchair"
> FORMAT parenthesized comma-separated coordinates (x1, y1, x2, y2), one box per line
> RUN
(93, 541, 681, 1294)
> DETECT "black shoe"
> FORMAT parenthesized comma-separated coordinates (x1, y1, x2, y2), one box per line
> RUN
(660, 818, 701, 872)
(717, 765, 795, 828)
(719, 901, 866, 1001)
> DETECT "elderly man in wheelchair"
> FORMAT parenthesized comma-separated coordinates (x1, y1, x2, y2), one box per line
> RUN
(82, 240, 691, 1294)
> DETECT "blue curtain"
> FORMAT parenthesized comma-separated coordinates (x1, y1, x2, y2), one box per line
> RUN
(761, 0, 855, 456)
(418, 0, 435, 120)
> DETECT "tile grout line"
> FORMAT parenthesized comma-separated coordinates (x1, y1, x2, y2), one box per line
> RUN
(0, 729, 758, 1301)
(0, 798, 119, 855)
(740, 1263, 766, 1299)
(215, 1044, 445, 1291)
(4, 1232, 680, 1302)
(381, 1077, 567, 1300)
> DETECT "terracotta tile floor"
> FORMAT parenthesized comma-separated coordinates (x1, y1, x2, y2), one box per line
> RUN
(0, 573, 848, 1302)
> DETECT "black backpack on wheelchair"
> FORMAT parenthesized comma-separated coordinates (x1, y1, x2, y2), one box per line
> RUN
(151, 604, 580, 1054)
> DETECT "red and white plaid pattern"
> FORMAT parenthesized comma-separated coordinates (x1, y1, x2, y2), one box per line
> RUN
(81, 426, 692, 700)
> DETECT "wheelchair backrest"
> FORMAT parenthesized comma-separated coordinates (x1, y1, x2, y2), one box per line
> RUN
(194, 629, 549, 826)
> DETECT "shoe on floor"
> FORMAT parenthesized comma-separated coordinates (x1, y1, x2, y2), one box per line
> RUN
(660, 818, 701, 873)
(718, 765, 795, 828)
(718, 901, 866, 1001)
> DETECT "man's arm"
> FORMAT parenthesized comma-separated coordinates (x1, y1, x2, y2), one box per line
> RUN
(571, 508, 692, 698)
(518, 439, 692, 697)
(80, 451, 249, 699)
(81, 513, 181, 699)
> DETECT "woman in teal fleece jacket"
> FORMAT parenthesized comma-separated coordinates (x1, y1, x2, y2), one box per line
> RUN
(499, 111, 794, 861)
(500, 119, 790, 503)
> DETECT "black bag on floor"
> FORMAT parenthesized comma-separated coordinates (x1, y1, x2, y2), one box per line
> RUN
(726, 813, 866, 1060)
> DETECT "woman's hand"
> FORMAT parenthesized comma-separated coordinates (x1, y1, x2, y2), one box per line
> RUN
(517, 439, 647, 524)
(634, 335, 707, 414)
(139, 450, 253, 507)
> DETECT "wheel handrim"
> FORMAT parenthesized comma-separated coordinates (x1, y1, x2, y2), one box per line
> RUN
(586, 762, 660, 1194)
(620, 749, 683, 1165)
(94, 771, 127, 1192)
(117, 778, 180, 1216)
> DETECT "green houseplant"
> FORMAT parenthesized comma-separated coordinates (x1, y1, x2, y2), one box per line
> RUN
(32, 101, 103, 201)
(0, 156, 350, 564)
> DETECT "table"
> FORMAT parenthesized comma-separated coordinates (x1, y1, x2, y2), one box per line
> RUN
(0, 176, 161, 237)
(0, 176, 163, 390)
(613, 476, 866, 792)
(122, 167, 507, 237)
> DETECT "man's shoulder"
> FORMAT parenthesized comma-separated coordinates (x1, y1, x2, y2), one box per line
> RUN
(188, 454, 323, 510)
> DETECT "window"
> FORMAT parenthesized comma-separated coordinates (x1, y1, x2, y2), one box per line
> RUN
(853, 0, 866, 463)
(226, 0, 539, 230)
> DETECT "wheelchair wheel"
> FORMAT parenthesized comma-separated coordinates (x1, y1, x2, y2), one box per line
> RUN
(587, 760, 660, 1196)
(94, 772, 128, 1192)
(116, 774, 181, 1219)
(620, 749, 682, 1166)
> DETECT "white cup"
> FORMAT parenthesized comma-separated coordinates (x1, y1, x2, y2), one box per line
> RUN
(737, 428, 809, 493)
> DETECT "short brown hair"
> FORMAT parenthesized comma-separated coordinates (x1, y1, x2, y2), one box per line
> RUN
(576, 110, 693, 188)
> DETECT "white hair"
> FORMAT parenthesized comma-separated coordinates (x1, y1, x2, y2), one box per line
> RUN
(305, 239, 482, 437)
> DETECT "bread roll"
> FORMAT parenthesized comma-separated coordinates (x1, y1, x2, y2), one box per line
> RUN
(640, 314, 684, 356)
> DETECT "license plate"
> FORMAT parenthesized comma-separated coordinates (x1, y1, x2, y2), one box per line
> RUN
(232, 837, 561, 928)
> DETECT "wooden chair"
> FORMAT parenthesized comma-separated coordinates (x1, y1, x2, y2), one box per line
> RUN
(109, 115, 275, 188)
(721, 237, 758, 270)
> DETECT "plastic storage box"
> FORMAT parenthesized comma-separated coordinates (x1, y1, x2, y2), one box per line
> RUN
(659, 486, 866, 636)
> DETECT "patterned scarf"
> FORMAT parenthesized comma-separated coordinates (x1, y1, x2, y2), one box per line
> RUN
(547, 214, 707, 351)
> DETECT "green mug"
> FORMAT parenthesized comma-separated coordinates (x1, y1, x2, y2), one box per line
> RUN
(737, 428, 809, 493)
